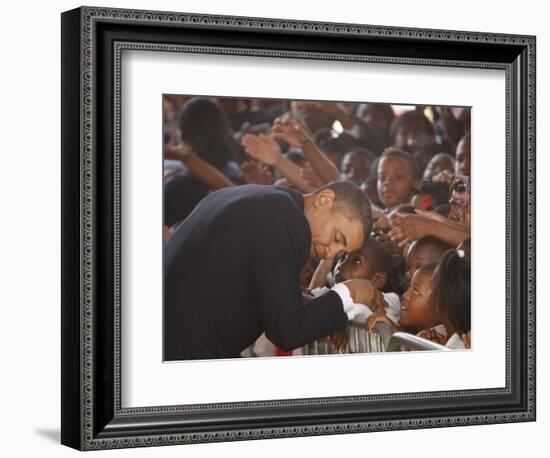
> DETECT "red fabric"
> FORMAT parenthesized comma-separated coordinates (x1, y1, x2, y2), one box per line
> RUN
(275, 347, 293, 356)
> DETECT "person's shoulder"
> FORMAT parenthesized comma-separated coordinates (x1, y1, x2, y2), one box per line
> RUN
(224, 184, 302, 212)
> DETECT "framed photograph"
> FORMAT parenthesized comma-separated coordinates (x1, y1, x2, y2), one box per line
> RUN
(61, 6, 536, 451)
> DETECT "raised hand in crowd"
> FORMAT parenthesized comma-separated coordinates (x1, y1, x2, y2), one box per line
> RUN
(388, 212, 434, 247)
(299, 163, 325, 189)
(164, 142, 235, 189)
(271, 116, 312, 148)
(241, 134, 284, 166)
(241, 133, 315, 193)
(272, 116, 340, 184)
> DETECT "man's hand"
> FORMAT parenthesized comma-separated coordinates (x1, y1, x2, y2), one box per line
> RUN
(241, 134, 283, 166)
(342, 279, 387, 311)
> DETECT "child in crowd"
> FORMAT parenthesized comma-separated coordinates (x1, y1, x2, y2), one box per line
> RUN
(367, 264, 442, 335)
(340, 147, 376, 184)
(421, 249, 471, 349)
(361, 176, 384, 209)
(404, 236, 452, 285)
(377, 149, 421, 210)
(390, 109, 435, 154)
(455, 132, 471, 176)
(305, 238, 401, 354)
(410, 180, 450, 211)
(163, 97, 472, 356)
(423, 152, 455, 180)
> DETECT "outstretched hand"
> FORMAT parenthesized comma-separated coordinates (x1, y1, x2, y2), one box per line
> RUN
(241, 134, 283, 166)
(299, 164, 324, 189)
(388, 212, 434, 247)
(342, 279, 387, 312)
(271, 117, 312, 148)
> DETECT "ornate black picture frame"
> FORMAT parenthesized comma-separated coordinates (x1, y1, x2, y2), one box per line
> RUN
(61, 6, 536, 450)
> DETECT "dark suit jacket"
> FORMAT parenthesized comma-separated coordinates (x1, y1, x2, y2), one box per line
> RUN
(164, 184, 347, 360)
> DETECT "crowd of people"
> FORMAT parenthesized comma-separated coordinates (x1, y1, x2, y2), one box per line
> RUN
(163, 95, 471, 358)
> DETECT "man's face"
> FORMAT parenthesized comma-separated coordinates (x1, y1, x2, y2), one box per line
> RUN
(307, 191, 365, 262)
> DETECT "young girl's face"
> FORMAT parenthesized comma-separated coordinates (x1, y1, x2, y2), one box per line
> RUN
(377, 156, 417, 209)
(400, 268, 438, 331)
(455, 138, 471, 176)
(333, 247, 376, 283)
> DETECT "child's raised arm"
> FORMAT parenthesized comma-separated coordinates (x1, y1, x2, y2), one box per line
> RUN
(241, 133, 315, 193)
(271, 117, 341, 185)
(165, 143, 235, 189)
(388, 212, 469, 247)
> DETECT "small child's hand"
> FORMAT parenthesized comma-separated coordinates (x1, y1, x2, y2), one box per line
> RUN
(418, 328, 447, 345)
(388, 213, 433, 247)
(325, 327, 348, 352)
(366, 312, 399, 333)
(372, 208, 390, 232)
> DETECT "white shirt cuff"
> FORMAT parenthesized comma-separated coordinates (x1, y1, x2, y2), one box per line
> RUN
(331, 283, 354, 313)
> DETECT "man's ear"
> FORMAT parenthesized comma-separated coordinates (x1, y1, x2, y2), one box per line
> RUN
(314, 188, 336, 208)
(371, 272, 387, 290)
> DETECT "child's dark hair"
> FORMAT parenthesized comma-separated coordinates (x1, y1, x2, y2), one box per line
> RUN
(285, 150, 307, 166)
(315, 130, 361, 155)
(347, 147, 376, 162)
(381, 148, 422, 180)
(177, 97, 235, 169)
(365, 238, 393, 278)
(429, 249, 471, 334)
(411, 180, 451, 208)
(389, 110, 435, 142)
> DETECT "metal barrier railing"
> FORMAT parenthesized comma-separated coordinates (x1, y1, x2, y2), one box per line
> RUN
(387, 332, 451, 352)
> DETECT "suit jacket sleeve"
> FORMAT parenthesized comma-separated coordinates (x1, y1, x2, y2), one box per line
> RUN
(250, 212, 348, 351)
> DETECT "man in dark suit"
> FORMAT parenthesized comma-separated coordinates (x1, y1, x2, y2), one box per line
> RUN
(164, 181, 379, 360)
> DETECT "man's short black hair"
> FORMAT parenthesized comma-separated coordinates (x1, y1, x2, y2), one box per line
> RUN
(315, 181, 373, 237)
